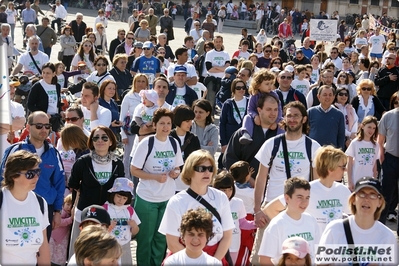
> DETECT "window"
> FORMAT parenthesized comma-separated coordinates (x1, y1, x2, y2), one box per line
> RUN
(349, 0, 359, 3)
(370, 0, 379, 5)
(392, 0, 399, 7)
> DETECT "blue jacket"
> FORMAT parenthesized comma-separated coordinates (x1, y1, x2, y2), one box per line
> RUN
(166, 83, 198, 108)
(0, 138, 65, 210)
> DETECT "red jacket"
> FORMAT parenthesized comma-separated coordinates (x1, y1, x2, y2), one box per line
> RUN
(278, 23, 293, 38)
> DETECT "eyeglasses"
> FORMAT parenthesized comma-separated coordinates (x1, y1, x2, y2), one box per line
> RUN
(235, 86, 246, 90)
(96, 63, 107, 67)
(84, 44, 92, 47)
(361, 87, 372, 91)
(264, 50, 271, 53)
(119, 61, 127, 64)
(30, 123, 52, 130)
(143, 48, 151, 50)
(65, 117, 80, 122)
(92, 135, 109, 142)
(338, 92, 348, 97)
(356, 192, 381, 200)
(280, 76, 292, 80)
(194, 165, 214, 173)
(286, 114, 302, 120)
(17, 168, 41, 179)
(126, 37, 134, 40)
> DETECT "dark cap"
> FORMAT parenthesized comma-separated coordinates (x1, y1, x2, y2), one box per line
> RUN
(225, 66, 238, 74)
(354, 177, 382, 195)
(80, 205, 111, 226)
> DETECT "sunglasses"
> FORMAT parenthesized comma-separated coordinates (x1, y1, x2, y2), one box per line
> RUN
(96, 63, 107, 67)
(280, 76, 292, 80)
(143, 48, 151, 50)
(338, 92, 348, 97)
(235, 86, 246, 90)
(194, 165, 214, 173)
(17, 168, 41, 179)
(361, 87, 372, 91)
(126, 37, 134, 40)
(273, 61, 281, 64)
(65, 117, 80, 122)
(92, 135, 109, 142)
(30, 123, 52, 129)
(158, 51, 166, 54)
(136, 47, 143, 49)
(264, 50, 272, 53)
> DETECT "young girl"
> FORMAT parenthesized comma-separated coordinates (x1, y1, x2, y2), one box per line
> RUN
(49, 194, 73, 266)
(213, 171, 256, 265)
(345, 116, 379, 192)
(55, 62, 86, 89)
(277, 237, 312, 266)
(239, 69, 282, 144)
(134, 89, 159, 141)
(104, 177, 140, 265)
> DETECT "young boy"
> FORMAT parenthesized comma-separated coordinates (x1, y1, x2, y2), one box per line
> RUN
(163, 208, 222, 265)
(291, 65, 310, 96)
(258, 177, 320, 265)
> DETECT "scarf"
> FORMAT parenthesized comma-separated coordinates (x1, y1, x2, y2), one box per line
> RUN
(358, 94, 373, 118)
(91, 150, 117, 165)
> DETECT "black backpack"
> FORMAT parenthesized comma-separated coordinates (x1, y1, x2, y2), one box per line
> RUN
(0, 189, 45, 214)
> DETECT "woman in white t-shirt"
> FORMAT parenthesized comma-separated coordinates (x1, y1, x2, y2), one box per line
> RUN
(318, 177, 397, 265)
(71, 39, 97, 84)
(130, 108, 184, 266)
(158, 149, 235, 264)
(6, 2, 17, 41)
(0, 150, 50, 265)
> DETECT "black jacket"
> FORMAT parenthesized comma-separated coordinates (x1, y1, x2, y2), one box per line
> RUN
(68, 154, 125, 211)
(27, 81, 62, 114)
(115, 41, 130, 55)
(69, 20, 87, 43)
(351, 95, 386, 120)
(109, 37, 125, 62)
(374, 66, 399, 100)
(170, 130, 201, 163)
(109, 66, 133, 99)
(166, 83, 198, 108)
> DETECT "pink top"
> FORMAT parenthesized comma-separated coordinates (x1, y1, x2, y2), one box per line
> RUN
(50, 209, 73, 243)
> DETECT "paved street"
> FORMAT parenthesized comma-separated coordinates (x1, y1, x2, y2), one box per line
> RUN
(10, 5, 399, 264)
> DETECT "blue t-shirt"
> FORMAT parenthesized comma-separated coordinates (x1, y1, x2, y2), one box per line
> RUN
(131, 55, 161, 89)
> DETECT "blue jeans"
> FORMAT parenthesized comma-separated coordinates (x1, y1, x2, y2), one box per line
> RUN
(44, 46, 52, 58)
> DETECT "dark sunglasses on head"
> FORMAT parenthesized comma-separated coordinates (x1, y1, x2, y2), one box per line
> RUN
(17, 168, 41, 179)
(194, 165, 214, 173)
(92, 135, 109, 142)
(361, 87, 372, 91)
(338, 92, 348, 97)
(280, 76, 292, 80)
(65, 117, 80, 122)
(30, 123, 51, 129)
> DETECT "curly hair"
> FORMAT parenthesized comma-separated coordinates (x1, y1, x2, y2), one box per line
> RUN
(248, 69, 276, 95)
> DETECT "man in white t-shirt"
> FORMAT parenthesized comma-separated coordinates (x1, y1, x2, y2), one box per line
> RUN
(250, 101, 320, 264)
(11, 36, 49, 76)
(258, 177, 320, 265)
(166, 66, 198, 109)
(79, 82, 111, 132)
(368, 27, 386, 63)
(205, 35, 230, 115)
(167, 47, 198, 86)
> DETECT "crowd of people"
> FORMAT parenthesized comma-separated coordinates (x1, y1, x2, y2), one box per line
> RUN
(0, 1, 399, 265)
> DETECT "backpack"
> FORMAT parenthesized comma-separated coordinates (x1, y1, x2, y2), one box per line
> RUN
(216, 74, 236, 105)
(104, 203, 134, 217)
(142, 135, 178, 169)
(0, 189, 45, 214)
(268, 133, 313, 180)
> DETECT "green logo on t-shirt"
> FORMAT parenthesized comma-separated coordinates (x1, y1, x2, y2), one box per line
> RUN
(288, 232, 314, 241)
(277, 151, 306, 159)
(316, 199, 343, 209)
(8, 217, 40, 228)
(154, 151, 175, 158)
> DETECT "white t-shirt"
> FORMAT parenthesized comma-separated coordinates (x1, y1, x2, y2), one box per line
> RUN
(18, 51, 49, 75)
(103, 202, 141, 245)
(230, 197, 247, 252)
(368, 34, 386, 54)
(172, 87, 186, 108)
(307, 180, 351, 233)
(81, 105, 112, 132)
(191, 82, 207, 99)
(205, 49, 231, 78)
(133, 103, 158, 125)
(258, 211, 320, 264)
(255, 135, 321, 202)
(158, 188, 235, 246)
(167, 63, 198, 80)
(86, 71, 116, 87)
(164, 250, 222, 265)
(131, 136, 184, 202)
(39, 79, 58, 115)
(355, 37, 368, 47)
(92, 160, 112, 185)
(311, 69, 320, 84)
(232, 50, 251, 60)
(71, 53, 95, 83)
(234, 184, 254, 214)
(0, 101, 25, 159)
(345, 139, 379, 185)
(291, 78, 310, 96)
(318, 215, 397, 264)
(0, 189, 49, 265)
(233, 98, 247, 124)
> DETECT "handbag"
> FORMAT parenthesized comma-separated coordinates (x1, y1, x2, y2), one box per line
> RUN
(58, 50, 64, 61)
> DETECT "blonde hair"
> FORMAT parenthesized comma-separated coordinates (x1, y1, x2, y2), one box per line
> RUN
(315, 145, 347, 178)
(181, 150, 217, 185)
(348, 190, 385, 220)
(64, 194, 73, 205)
(248, 69, 276, 95)
(130, 73, 149, 93)
(356, 79, 376, 96)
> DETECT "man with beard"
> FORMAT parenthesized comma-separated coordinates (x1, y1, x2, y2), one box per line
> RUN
(250, 101, 320, 265)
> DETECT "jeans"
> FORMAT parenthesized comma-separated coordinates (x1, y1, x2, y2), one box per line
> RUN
(10, 23, 15, 43)
(240, 11, 246, 20)
(43, 46, 52, 58)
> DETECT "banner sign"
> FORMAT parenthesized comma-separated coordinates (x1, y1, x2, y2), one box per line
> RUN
(310, 19, 338, 41)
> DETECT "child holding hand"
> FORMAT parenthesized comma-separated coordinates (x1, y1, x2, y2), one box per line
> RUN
(104, 178, 140, 265)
